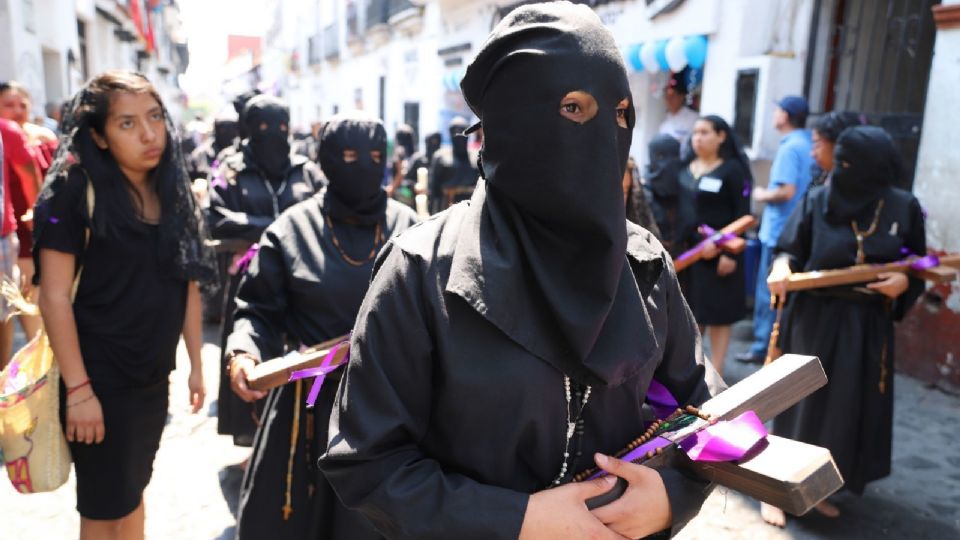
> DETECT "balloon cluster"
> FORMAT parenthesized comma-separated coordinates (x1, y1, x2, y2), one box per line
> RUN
(625, 35, 708, 74)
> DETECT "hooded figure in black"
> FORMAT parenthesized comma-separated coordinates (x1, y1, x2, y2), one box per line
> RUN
(768, 125, 925, 511)
(320, 3, 723, 539)
(387, 123, 416, 206)
(644, 134, 696, 259)
(210, 95, 324, 446)
(228, 112, 417, 540)
(428, 116, 479, 213)
(396, 131, 441, 209)
(186, 111, 239, 181)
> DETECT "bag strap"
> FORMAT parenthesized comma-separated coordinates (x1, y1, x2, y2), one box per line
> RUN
(69, 175, 95, 303)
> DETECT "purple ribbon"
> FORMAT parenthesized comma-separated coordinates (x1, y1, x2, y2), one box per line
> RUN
(898, 247, 941, 271)
(674, 225, 738, 265)
(211, 168, 227, 190)
(230, 243, 259, 275)
(288, 339, 349, 408)
(679, 410, 766, 461)
(48, 216, 60, 224)
(589, 380, 768, 479)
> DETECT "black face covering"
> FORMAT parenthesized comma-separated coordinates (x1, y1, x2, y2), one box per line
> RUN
(453, 2, 646, 386)
(425, 132, 442, 160)
(213, 119, 239, 153)
(827, 126, 898, 220)
(396, 125, 415, 158)
(645, 134, 682, 197)
(449, 117, 469, 160)
(318, 113, 388, 226)
(233, 89, 261, 139)
(243, 95, 292, 182)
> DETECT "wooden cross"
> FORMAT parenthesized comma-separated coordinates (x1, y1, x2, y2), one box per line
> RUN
(778, 254, 960, 292)
(250, 340, 841, 516)
(583, 354, 843, 516)
(674, 215, 757, 272)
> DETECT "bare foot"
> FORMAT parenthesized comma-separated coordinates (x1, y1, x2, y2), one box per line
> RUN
(761, 502, 786, 527)
(815, 500, 840, 518)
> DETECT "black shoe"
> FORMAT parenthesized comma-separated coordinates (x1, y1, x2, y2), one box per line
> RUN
(735, 352, 764, 364)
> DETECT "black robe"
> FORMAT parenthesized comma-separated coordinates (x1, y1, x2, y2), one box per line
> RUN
(229, 197, 418, 539)
(428, 147, 479, 213)
(320, 187, 725, 539)
(773, 185, 925, 494)
(210, 151, 324, 444)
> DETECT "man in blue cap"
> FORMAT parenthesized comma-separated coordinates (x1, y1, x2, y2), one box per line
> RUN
(738, 95, 814, 363)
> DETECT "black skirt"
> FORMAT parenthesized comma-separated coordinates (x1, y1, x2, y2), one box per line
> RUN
(687, 252, 746, 326)
(59, 378, 169, 520)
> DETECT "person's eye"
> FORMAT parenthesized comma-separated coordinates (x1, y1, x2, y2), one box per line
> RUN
(280, 124, 288, 132)
(343, 149, 358, 162)
(370, 151, 382, 164)
(562, 103, 580, 114)
(259, 122, 268, 131)
(120, 119, 134, 129)
(151, 112, 164, 122)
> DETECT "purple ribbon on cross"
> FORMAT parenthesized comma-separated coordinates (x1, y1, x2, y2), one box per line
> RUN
(230, 243, 259, 275)
(674, 224, 739, 266)
(288, 338, 350, 408)
(589, 379, 767, 479)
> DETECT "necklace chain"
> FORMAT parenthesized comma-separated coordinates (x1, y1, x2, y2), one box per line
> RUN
(552, 375, 592, 486)
(324, 215, 384, 267)
(850, 199, 885, 264)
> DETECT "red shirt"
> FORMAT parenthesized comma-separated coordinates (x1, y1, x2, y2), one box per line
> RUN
(0, 119, 31, 238)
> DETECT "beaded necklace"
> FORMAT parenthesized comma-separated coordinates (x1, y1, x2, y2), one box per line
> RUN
(551, 375, 592, 486)
(851, 199, 885, 264)
(324, 215, 384, 267)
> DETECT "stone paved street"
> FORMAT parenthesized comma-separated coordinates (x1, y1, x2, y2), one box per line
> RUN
(1, 321, 958, 539)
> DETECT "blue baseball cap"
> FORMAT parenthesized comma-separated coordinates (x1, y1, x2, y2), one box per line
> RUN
(776, 95, 809, 117)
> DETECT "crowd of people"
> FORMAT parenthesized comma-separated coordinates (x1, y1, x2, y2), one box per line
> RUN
(0, 2, 930, 539)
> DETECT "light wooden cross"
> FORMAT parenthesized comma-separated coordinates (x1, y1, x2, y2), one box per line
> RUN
(584, 354, 842, 516)
(247, 341, 841, 516)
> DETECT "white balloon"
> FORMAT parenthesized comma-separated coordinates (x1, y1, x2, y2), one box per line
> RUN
(640, 42, 660, 74)
(665, 37, 688, 73)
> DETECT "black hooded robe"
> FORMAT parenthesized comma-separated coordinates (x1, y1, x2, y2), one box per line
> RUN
(210, 150, 323, 444)
(230, 196, 418, 539)
(772, 186, 925, 494)
(319, 184, 724, 539)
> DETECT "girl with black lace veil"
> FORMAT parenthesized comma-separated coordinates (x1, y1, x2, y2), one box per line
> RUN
(225, 113, 418, 539)
(761, 126, 926, 526)
(32, 70, 216, 538)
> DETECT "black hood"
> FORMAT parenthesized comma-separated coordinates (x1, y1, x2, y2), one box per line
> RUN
(449, 117, 469, 160)
(396, 124, 415, 158)
(233, 89, 262, 139)
(827, 125, 898, 220)
(318, 112, 388, 226)
(453, 1, 644, 386)
(645, 134, 682, 197)
(424, 132, 442, 160)
(243, 95, 291, 182)
(212, 116, 240, 154)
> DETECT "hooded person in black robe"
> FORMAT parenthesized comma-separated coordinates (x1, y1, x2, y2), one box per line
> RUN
(227, 113, 418, 539)
(320, 3, 724, 538)
(428, 116, 479, 213)
(404, 131, 441, 186)
(211, 95, 324, 446)
(187, 111, 239, 181)
(762, 126, 925, 523)
(644, 134, 696, 260)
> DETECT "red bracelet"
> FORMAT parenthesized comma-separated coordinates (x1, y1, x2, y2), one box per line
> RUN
(66, 379, 91, 396)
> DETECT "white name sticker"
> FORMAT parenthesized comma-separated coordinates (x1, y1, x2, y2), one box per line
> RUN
(699, 177, 723, 193)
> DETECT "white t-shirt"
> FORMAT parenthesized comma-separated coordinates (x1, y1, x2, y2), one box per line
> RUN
(658, 106, 699, 143)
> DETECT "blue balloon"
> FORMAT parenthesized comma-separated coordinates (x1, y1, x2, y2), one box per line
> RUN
(654, 40, 669, 71)
(684, 35, 708, 69)
(627, 43, 644, 72)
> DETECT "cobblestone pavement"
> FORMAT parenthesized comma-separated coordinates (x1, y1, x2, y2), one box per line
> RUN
(1, 321, 958, 539)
